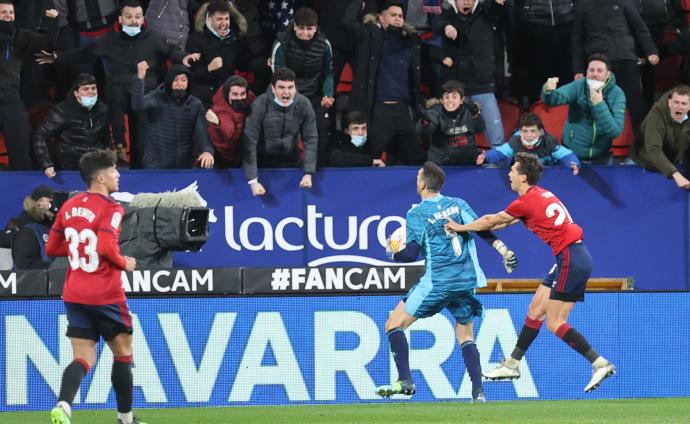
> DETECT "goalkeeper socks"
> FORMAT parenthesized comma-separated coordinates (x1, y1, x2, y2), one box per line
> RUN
(511, 317, 543, 362)
(387, 328, 411, 382)
(461, 341, 483, 395)
(58, 358, 90, 406)
(555, 323, 599, 362)
(112, 356, 134, 414)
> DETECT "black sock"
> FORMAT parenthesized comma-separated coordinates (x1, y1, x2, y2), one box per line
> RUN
(112, 356, 133, 414)
(511, 317, 543, 360)
(461, 341, 483, 396)
(556, 323, 599, 362)
(58, 359, 89, 405)
(387, 328, 411, 382)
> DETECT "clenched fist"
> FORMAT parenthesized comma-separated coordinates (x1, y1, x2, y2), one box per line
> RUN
(545, 77, 559, 92)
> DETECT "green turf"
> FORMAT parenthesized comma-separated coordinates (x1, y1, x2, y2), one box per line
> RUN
(3, 398, 689, 424)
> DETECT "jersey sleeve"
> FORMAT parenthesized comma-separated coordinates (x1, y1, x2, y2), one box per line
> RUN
(505, 197, 527, 219)
(45, 211, 68, 257)
(96, 203, 126, 269)
(405, 208, 425, 246)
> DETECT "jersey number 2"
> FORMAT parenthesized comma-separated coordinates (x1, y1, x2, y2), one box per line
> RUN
(545, 202, 573, 226)
(64, 228, 99, 272)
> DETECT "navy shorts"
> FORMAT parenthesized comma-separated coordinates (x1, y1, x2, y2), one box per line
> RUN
(542, 242, 593, 302)
(64, 301, 133, 341)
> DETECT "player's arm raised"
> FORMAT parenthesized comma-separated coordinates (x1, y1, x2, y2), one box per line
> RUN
(445, 211, 518, 232)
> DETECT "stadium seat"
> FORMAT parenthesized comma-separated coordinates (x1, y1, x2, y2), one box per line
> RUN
(336, 63, 353, 94)
(530, 100, 568, 143)
(475, 131, 491, 150)
(27, 104, 52, 129)
(498, 99, 523, 140)
(612, 110, 633, 158)
(0, 135, 8, 168)
(656, 30, 683, 92)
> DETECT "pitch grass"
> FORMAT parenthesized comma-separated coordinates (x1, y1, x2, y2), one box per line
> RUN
(2, 398, 689, 424)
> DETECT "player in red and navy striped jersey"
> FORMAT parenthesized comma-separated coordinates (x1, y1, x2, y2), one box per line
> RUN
(46, 149, 144, 424)
(445, 152, 616, 393)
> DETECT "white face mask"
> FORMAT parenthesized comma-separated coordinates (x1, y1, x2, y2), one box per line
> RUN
(674, 113, 689, 124)
(350, 134, 367, 147)
(521, 135, 541, 149)
(586, 78, 605, 91)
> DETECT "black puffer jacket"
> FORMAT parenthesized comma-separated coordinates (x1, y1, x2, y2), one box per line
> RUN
(638, 0, 669, 25)
(33, 92, 111, 170)
(516, 0, 575, 26)
(418, 102, 485, 165)
(0, 17, 58, 104)
(572, 0, 657, 73)
(132, 65, 213, 169)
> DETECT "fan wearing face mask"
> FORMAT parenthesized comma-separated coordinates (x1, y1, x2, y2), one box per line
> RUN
(328, 110, 385, 167)
(541, 53, 626, 164)
(33, 73, 111, 179)
(131, 61, 215, 169)
(478, 113, 580, 175)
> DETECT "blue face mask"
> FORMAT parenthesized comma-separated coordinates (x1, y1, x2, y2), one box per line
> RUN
(350, 134, 367, 147)
(79, 95, 97, 109)
(675, 113, 689, 124)
(122, 25, 141, 37)
(273, 96, 294, 108)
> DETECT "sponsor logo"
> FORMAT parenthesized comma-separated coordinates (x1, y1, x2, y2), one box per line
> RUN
(269, 267, 407, 292)
(121, 269, 214, 293)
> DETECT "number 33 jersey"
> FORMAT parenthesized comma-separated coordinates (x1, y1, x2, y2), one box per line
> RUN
(505, 186, 583, 255)
(47, 193, 127, 305)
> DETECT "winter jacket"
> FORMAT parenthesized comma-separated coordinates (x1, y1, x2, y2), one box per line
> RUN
(145, 0, 198, 49)
(429, 0, 503, 95)
(485, 131, 581, 168)
(208, 83, 256, 168)
(11, 197, 53, 270)
(241, 89, 318, 181)
(66, 0, 119, 32)
(319, 0, 378, 52)
(343, 0, 423, 115)
(13, 0, 54, 31)
(0, 17, 58, 104)
(572, 0, 657, 73)
(632, 91, 690, 177)
(418, 102, 485, 165)
(33, 92, 111, 170)
(638, 0, 669, 26)
(328, 130, 373, 167)
(271, 22, 334, 98)
(57, 21, 186, 91)
(541, 73, 626, 160)
(132, 65, 213, 169)
(515, 0, 575, 26)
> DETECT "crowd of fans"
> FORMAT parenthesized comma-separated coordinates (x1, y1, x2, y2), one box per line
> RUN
(1, 0, 690, 194)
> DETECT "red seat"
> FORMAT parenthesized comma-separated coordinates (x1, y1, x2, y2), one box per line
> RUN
(0, 134, 8, 168)
(475, 131, 491, 150)
(336, 63, 353, 94)
(498, 99, 523, 140)
(612, 110, 633, 157)
(530, 100, 568, 143)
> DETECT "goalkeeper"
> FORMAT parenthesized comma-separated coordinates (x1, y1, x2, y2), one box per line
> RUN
(376, 161, 517, 403)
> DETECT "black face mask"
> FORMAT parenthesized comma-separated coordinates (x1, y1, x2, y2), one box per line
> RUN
(171, 89, 187, 102)
(231, 99, 247, 111)
(386, 25, 403, 36)
(0, 20, 15, 35)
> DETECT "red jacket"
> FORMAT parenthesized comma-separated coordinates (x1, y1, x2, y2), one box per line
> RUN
(208, 86, 256, 168)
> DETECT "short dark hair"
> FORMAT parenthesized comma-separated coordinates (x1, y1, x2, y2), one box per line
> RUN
(207, 0, 231, 16)
(518, 112, 543, 130)
(225, 75, 248, 90)
(120, 0, 142, 13)
(587, 53, 611, 71)
(383, 0, 405, 11)
(79, 149, 117, 186)
(421, 161, 445, 192)
(670, 84, 690, 98)
(0, 0, 13, 6)
(441, 80, 464, 97)
(294, 7, 318, 26)
(514, 152, 543, 185)
(272, 67, 296, 85)
(345, 110, 367, 127)
(72, 73, 97, 91)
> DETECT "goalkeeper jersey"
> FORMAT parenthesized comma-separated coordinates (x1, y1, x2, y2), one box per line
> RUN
(405, 194, 487, 291)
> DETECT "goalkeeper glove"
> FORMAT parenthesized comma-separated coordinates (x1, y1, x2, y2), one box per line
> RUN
(385, 238, 395, 260)
(493, 240, 518, 273)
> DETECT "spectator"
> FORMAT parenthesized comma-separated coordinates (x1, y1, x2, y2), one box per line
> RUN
(11, 185, 54, 270)
(418, 79, 485, 165)
(513, 0, 575, 104)
(429, 0, 506, 147)
(233, 0, 274, 94)
(186, 0, 248, 107)
(639, 0, 670, 115)
(343, 0, 426, 165)
(206, 75, 256, 168)
(37, 0, 196, 168)
(33, 73, 111, 178)
(132, 62, 214, 169)
(0, 1, 58, 170)
(146, 0, 200, 50)
(479, 112, 581, 175)
(541, 53, 626, 163)
(242, 67, 317, 196)
(572, 0, 658, 133)
(271, 7, 334, 166)
(632, 85, 690, 190)
(328, 110, 385, 167)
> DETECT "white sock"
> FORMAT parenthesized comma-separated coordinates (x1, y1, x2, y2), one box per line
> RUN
(57, 401, 72, 417)
(592, 356, 608, 368)
(118, 411, 133, 424)
(505, 357, 520, 368)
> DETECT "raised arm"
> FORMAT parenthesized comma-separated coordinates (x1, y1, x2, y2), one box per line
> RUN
(445, 211, 518, 232)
